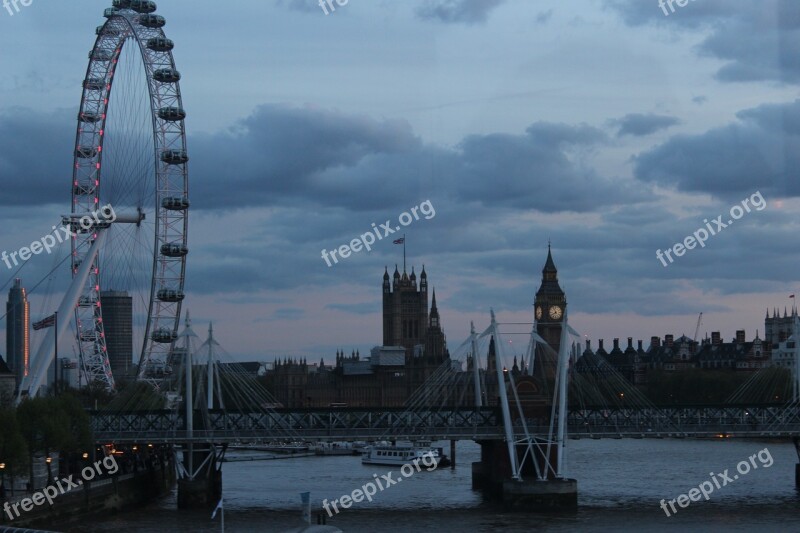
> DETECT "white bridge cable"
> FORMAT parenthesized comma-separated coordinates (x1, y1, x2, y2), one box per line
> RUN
(378, 333, 497, 440)
(568, 350, 684, 436)
(94, 316, 302, 444)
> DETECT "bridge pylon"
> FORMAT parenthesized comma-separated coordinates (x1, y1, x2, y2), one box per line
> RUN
(175, 443, 225, 509)
(173, 313, 225, 508)
(471, 308, 578, 510)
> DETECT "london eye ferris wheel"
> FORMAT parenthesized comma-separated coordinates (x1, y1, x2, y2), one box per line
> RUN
(70, 0, 189, 391)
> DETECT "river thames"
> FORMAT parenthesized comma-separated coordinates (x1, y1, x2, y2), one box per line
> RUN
(69, 438, 800, 532)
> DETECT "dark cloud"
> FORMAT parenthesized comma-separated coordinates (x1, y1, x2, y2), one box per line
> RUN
(450, 122, 645, 212)
(0, 108, 74, 206)
(612, 113, 680, 137)
(736, 100, 800, 135)
(186, 107, 644, 215)
(416, 0, 506, 25)
(632, 99, 800, 198)
(606, 0, 800, 85)
(0, 102, 650, 230)
(189, 104, 421, 211)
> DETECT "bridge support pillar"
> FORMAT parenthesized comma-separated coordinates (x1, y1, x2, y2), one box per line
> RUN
(176, 444, 223, 509)
(450, 440, 456, 469)
(796, 463, 800, 491)
(502, 478, 578, 510)
(795, 438, 800, 490)
(178, 475, 219, 509)
(472, 440, 577, 511)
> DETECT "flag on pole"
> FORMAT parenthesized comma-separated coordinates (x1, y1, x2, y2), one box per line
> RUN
(33, 314, 56, 330)
(791, 294, 795, 299)
(393, 237, 405, 244)
(300, 492, 311, 524)
(211, 497, 223, 519)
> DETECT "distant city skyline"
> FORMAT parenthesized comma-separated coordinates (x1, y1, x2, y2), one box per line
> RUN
(0, 1, 798, 364)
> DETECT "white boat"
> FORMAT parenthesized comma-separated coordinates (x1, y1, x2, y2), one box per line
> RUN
(360, 440, 449, 467)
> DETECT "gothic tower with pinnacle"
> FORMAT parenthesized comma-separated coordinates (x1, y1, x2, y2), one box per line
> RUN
(382, 264, 429, 358)
(534, 244, 567, 359)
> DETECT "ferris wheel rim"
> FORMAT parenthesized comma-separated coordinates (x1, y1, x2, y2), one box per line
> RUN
(71, 1, 189, 390)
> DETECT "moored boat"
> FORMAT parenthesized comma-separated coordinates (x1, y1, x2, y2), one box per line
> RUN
(361, 440, 450, 467)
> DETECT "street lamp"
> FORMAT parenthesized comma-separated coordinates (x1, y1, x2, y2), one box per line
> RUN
(45, 456, 53, 485)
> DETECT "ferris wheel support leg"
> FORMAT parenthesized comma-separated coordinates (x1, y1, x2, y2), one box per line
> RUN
(16, 229, 108, 403)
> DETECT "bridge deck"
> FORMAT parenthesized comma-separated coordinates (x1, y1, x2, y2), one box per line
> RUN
(90, 405, 800, 443)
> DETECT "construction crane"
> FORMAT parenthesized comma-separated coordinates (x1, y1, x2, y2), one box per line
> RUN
(693, 312, 703, 342)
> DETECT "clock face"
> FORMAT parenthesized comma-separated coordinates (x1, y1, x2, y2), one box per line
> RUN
(549, 305, 563, 320)
(535, 306, 542, 320)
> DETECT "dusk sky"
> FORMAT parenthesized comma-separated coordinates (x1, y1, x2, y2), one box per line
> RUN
(0, 0, 798, 364)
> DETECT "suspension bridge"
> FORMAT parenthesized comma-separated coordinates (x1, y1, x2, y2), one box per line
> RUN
(79, 307, 800, 510)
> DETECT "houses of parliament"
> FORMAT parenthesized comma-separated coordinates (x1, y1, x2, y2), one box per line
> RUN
(263, 249, 567, 408)
(264, 263, 455, 407)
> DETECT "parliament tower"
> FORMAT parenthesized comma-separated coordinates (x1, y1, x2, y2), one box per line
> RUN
(534, 245, 566, 361)
(382, 265, 449, 395)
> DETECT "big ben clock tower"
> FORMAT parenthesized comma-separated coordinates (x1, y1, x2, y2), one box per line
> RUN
(534, 244, 566, 358)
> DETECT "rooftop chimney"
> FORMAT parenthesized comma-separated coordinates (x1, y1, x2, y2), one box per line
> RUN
(711, 331, 721, 345)
(665, 334, 674, 347)
(736, 330, 745, 343)
(651, 336, 661, 349)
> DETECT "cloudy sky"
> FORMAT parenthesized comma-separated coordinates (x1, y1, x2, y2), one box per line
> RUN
(0, 0, 798, 365)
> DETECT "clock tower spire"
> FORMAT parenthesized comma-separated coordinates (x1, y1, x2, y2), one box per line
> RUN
(534, 243, 566, 357)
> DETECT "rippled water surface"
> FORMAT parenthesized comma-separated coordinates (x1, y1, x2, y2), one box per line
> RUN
(69, 439, 800, 532)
